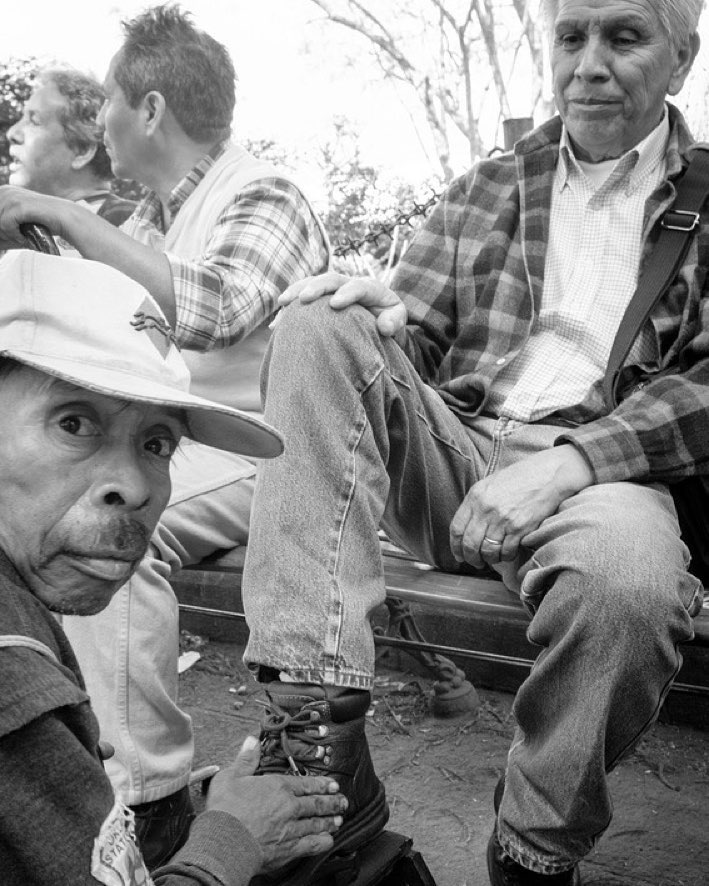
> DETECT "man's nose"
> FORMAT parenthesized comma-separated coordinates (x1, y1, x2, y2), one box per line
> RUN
(92, 451, 152, 511)
(96, 100, 107, 128)
(574, 35, 611, 81)
(7, 119, 22, 144)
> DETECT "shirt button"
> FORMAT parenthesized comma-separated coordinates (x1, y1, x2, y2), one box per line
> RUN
(495, 357, 506, 365)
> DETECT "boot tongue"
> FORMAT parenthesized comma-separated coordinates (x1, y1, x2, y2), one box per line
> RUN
(266, 682, 372, 722)
(266, 682, 326, 711)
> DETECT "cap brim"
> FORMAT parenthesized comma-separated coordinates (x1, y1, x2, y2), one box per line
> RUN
(2, 351, 284, 459)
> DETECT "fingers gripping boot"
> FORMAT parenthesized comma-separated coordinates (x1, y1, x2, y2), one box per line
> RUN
(256, 682, 389, 867)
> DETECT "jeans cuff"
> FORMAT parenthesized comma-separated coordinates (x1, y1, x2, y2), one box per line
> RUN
(497, 820, 579, 876)
(247, 660, 374, 690)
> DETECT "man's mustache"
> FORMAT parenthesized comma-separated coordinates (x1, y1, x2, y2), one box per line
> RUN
(62, 519, 152, 561)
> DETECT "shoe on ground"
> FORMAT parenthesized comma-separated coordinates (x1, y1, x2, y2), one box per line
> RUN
(488, 775, 581, 885)
(252, 681, 389, 883)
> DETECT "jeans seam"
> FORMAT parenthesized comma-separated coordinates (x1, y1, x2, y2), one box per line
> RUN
(117, 585, 144, 798)
(325, 364, 384, 671)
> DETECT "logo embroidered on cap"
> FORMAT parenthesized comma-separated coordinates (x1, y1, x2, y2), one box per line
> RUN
(131, 300, 177, 359)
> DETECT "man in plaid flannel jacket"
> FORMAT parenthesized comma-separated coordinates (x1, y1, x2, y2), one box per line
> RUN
(235, 1, 708, 883)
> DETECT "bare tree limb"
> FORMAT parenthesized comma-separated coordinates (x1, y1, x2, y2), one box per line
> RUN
(306, 0, 543, 176)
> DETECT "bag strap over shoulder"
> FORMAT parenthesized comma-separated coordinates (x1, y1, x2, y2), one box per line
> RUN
(603, 145, 709, 409)
(0, 634, 59, 663)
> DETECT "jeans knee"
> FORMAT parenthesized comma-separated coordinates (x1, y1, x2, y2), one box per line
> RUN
(274, 298, 377, 361)
(526, 499, 697, 649)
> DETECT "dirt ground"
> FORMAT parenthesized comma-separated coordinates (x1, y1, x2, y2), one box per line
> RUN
(179, 635, 709, 886)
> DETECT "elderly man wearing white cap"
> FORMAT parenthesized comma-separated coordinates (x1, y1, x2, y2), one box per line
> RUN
(0, 249, 346, 886)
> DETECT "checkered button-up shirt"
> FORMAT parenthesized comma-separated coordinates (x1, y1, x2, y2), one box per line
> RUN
(392, 105, 709, 485)
(488, 115, 668, 421)
(121, 141, 329, 350)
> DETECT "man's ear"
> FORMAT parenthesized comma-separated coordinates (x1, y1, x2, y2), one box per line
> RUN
(141, 90, 167, 136)
(70, 143, 99, 172)
(668, 32, 700, 96)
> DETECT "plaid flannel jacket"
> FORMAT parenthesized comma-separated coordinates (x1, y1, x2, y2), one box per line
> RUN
(393, 104, 709, 486)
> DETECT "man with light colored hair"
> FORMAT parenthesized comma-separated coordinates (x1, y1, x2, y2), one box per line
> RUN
(7, 67, 134, 225)
(209, 0, 705, 883)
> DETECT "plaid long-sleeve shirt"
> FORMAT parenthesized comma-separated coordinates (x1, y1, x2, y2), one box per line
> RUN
(393, 105, 709, 486)
(121, 141, 329, 351)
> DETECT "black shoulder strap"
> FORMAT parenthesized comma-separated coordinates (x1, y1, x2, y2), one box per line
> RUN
(603, 146, 709, 409)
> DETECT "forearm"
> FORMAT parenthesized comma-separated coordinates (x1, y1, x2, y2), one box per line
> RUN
(0, 188, 177, 327)
(154, 811, 262, 886)
(559, 371, 709, 484)
(57, 201, 177, 328)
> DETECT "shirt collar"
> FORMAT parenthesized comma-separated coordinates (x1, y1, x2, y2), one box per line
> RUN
(140, 138, 231, 231)
(557, 107, 670, 195)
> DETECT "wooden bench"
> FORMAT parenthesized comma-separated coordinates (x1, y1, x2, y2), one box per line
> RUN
(174, 545, 709, 730)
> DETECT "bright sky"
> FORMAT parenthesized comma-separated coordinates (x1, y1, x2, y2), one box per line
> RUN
(1, 0, 444, 187)
(3, 0, 709, 187)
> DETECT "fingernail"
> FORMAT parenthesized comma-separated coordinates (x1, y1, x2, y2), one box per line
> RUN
(241, 735, 259, 752)
(340, 797, 349, 813)
(333, 815, 343, 827)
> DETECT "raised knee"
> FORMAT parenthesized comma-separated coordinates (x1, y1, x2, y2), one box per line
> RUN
(275, 297, 376, 350)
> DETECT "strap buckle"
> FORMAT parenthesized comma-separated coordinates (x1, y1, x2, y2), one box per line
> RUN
(661, 209, 701, 232)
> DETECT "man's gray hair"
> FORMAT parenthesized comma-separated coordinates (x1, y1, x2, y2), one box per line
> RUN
(541, 0, 705, 52)
(37, 67, 112, 181)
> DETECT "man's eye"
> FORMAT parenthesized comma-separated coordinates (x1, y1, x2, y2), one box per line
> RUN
(612, 32, 639, 48)
(144, 436, 178, 458)
(557, 33, 583, 49)
(59, 414, 99, 436)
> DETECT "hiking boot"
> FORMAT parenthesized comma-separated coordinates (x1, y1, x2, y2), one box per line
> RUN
(488, 775, 581, 886)
(252, 682, 389, 884)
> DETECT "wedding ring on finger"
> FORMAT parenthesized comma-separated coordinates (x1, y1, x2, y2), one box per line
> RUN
(482, 536, 503, 547)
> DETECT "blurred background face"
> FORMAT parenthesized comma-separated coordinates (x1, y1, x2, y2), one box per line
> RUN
(0, 367, 181, 615)
(6, 82, 77, 196)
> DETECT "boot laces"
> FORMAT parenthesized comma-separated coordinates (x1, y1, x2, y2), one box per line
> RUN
(256, 697, 328, 776)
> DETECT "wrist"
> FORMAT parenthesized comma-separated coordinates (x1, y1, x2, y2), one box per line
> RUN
(553, 444, 595, 497)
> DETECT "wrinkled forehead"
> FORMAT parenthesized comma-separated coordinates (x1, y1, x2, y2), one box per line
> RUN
(0, 362, 185, 427)
(102, 53, 122, 95)
(550, 0, 661, 27)
(22, 81, 65, 119)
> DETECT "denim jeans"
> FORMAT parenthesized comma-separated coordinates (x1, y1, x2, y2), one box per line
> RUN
(242, 298, 702, 873)
(132, 784, 195, 871)
(63, 439, 256, 804)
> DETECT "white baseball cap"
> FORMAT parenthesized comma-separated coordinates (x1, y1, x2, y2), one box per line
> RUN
(0, 250, 283, 458)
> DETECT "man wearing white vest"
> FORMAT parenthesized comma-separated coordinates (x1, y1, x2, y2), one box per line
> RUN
(0, 5, 329, 869)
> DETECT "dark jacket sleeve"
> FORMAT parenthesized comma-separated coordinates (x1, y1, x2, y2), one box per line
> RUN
(0, 710, 262, 886)
(560, 292, 709, 484)
(0, 708, 117, 884)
